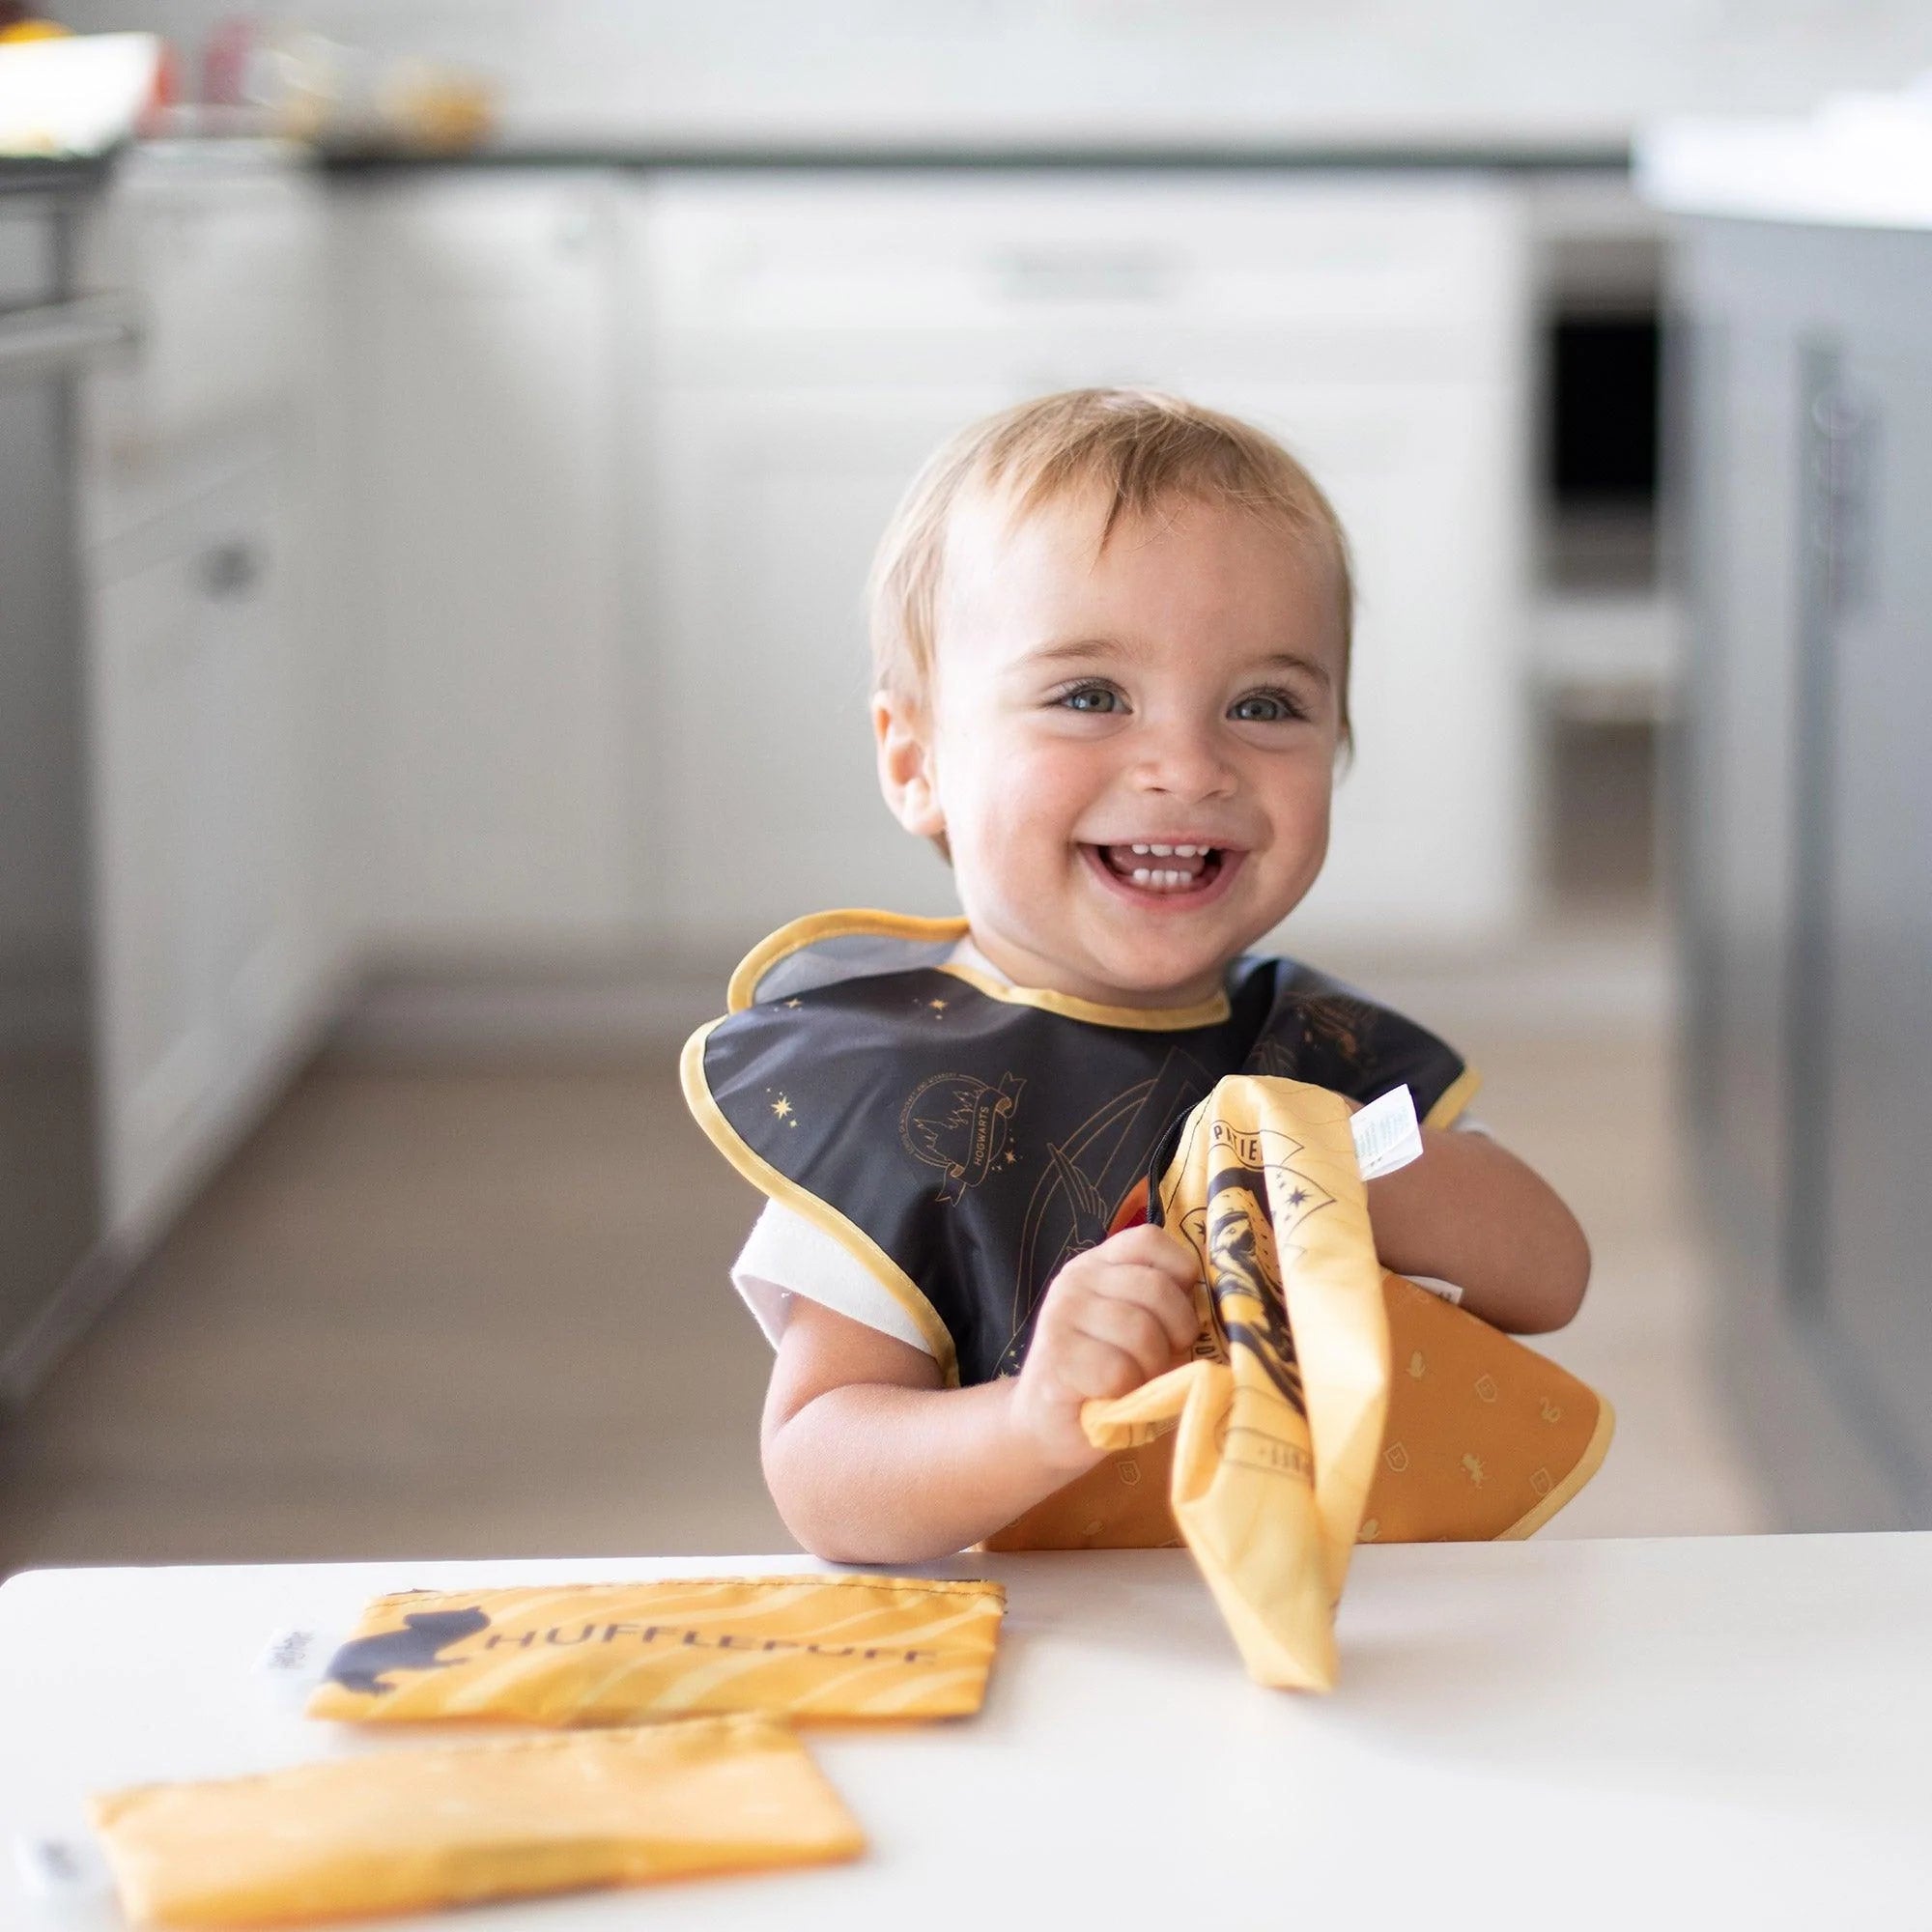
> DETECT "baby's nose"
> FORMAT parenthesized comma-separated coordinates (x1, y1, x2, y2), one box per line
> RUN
(1132, 724, 1236, 800)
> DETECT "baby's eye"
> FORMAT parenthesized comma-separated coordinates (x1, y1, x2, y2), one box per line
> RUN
(1229, 690, 1306, 724)
(1056, 683, 1123, 715)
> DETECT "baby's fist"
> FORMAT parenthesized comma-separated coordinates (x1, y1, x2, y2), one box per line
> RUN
(1010, 1225, 1201, 1471)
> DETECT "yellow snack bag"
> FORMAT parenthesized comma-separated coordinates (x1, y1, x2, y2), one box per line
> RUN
(307, 1573, 1005, 1727)
(1066, 1075, 1612, 1690)
(91, 1715, 864, 1927)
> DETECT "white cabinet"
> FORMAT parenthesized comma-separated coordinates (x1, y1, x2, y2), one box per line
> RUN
(337, 171, 1533, 965)
(629, 175, 1532, 954)
(640, 383, 1006, 939)
(90, 538, 216, 1224)
(1187, 379, 1528, 943)
(338, 176, 636, 957)
(77, 145, 329, 548)
(78, 149, 341, 1252)
(87, 459, 332, 1248)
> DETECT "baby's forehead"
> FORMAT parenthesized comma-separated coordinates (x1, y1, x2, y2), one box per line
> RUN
(947, 477, 1331, 582)
(935, 481, 1344, 661)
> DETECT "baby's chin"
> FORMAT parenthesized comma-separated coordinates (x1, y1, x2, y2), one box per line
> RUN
(1066, 928, 1247, 1009)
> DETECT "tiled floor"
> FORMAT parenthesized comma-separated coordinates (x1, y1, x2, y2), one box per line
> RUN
(0, 938, 1766, 1577)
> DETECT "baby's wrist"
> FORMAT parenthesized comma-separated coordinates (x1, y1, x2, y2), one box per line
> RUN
(1001, 1372, 1103, 1480)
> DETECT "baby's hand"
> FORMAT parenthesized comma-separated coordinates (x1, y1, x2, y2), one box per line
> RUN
(1009, 1225, 1201, 1472)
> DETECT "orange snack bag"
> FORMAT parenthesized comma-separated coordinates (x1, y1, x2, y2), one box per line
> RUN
(307, 1573, 1005, 1726)
(91, 1714, 863, 1927)
(1073, 1075, 1612, 1690)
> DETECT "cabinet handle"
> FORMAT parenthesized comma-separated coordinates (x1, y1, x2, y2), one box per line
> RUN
(1807, 385, 1874, 619)
(201, 541, 265, 598)
(1785, 349, 1876, 1323)
(0, 293, 141, 384)
(992, 250, 1178, 304)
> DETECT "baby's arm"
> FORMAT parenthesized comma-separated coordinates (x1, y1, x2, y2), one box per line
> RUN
(1367, 1126, 1589, 1333)
(761, 1225, 1197, 1564)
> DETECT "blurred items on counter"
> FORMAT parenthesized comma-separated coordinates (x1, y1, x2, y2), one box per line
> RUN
(154, 16, 498, 151)
(0, 14, 496, 155)
(0, 27, 159, 156)
(0, 6, 71, 41)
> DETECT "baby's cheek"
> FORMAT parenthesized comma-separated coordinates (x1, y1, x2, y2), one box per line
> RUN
(983, 765, 1085, 849)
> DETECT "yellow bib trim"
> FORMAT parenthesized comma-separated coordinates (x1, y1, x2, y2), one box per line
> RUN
(1496, 1389, 1617, 1540)
(1422, 1064, 1484, 1130)
(934, 960, 1232, 1030)
(681, 1018, 961, 1385)
(725, 907, 1234, 1031)
(726, 909, 970, 1013)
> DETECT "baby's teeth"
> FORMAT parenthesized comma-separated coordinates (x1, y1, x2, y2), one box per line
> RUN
(1131, 843, 1151, 855)
(1149, 843, 1173, 856)
(1174, 844, 1199, 858)
(1122, 864, 1208, 891)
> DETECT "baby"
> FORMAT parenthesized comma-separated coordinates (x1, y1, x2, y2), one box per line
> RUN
(684, 388, 1589, 1564)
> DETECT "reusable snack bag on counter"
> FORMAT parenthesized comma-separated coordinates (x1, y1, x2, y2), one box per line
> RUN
(1028, 1075, 1612, 1690)
(91, 1714, 864, 1927)
(308, 1572, 1006, 1727)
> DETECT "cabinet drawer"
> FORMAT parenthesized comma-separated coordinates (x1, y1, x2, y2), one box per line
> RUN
(77, 154, 328, 479)
(348, 173, 617, 298)
(638, 174, 1524, 382)
(86, 458, 322, 1247)
(77, 152, 328, 547)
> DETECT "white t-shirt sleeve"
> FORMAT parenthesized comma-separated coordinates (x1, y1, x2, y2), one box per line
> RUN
(730, 1200, 936, 1357)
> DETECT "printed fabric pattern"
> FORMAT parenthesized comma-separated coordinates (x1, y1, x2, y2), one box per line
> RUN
(688, 916, 1474, 1389)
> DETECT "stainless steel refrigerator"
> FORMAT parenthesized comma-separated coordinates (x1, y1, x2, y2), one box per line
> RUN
(1673, 212, 1932, 1529)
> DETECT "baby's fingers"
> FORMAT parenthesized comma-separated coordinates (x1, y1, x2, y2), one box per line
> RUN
(1049, 1330, 1153, 1405)
(1074, 1267, 1190, 1376)
(1098, 1223, 1200, 1288)
(1069, 1289, 1182, 1384)
(1088, 1255, 1201, 1357)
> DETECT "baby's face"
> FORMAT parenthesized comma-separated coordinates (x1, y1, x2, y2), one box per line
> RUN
(877, 487, 1345, 1008)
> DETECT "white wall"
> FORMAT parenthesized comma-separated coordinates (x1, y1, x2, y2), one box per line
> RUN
(58, 0, 1932, 147)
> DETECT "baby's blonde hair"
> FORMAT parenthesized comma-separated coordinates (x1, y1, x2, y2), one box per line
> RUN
(867, 387, 1354, 742)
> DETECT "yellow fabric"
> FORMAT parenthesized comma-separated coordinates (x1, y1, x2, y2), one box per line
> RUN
(306, 1574, 1006, 1727)
(985, 1276, 1611, 1557)
(92, 1715, 863, 1927)
(1064, 1075, 1611, 1690)
(1364, 1272, 1612, 1545)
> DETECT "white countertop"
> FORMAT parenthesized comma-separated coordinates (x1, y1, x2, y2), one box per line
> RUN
(1637, 92, 1932, 230)
(5, 1536, 1930, 1930)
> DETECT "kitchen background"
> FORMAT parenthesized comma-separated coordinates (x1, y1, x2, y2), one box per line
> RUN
(4, 2, 1930, 1573)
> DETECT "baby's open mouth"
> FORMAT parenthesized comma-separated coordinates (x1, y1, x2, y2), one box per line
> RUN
(1091, 841, 1227, 895)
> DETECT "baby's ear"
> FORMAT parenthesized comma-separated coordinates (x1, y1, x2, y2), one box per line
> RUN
(873, 692, 946, 840)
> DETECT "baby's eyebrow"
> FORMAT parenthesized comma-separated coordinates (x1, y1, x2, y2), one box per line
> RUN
(1251, 651, 1334, 688)
(1019, 636, 1129, 668)
(1014, 638, 1335, 686)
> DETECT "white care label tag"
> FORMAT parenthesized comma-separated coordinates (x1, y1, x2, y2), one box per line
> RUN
(1350, 1084, 1424, 1181)
(14, 1835, 108, 1894)
(256, 1626, 320, 1676)
(12, 1833, 113, 1917)
(255, 1625, 330, 1712)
